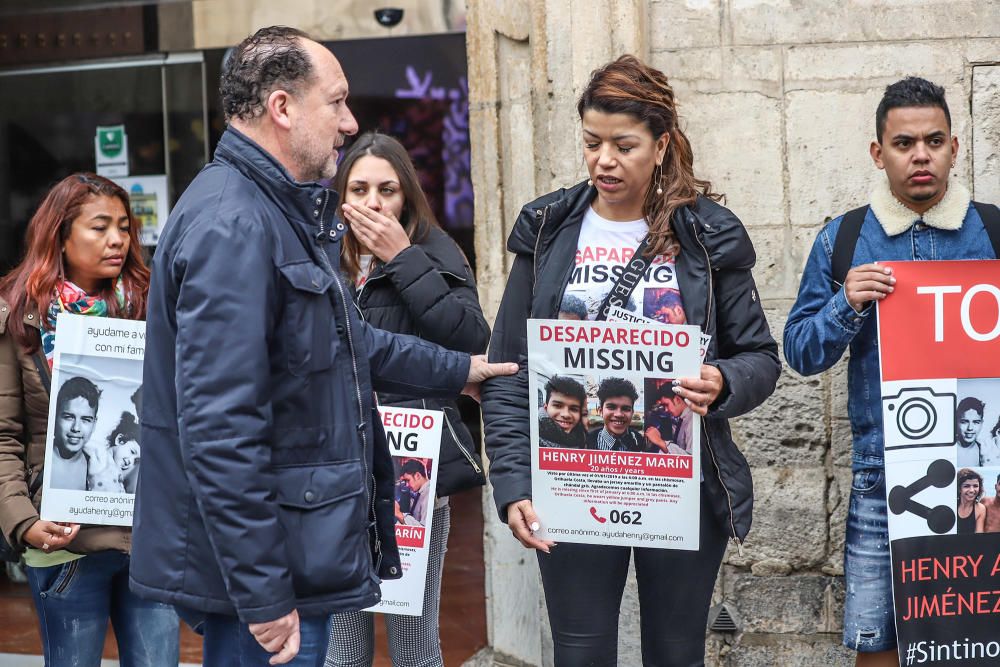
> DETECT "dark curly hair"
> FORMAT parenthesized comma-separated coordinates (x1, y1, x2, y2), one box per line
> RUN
(56, 376, 101, 416)
(875, 76, 951, 144)
(107, 411, 140, 449)
(545, 375, 587, 407)
(596, 377, 638, 406)
(957, 468, 984, 503)
(220, 26, 314, 122)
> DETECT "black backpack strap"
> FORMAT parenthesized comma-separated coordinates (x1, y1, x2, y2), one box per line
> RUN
(974, 202, 1000, 259)
(830, 205, 869, 293)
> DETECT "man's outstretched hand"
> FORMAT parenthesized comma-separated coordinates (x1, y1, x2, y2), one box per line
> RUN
(463, 355, 518, 402)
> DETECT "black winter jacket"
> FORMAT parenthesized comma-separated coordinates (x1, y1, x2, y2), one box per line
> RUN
(352, 226, 490, 495)
(481, 181, 780, 544)
(130, 127, 471, 623)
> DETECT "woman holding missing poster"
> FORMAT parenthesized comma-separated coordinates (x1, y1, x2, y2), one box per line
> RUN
(0, 174, 179, 664)
(481, 56, 780, 665)
(327, 132, 490, 667)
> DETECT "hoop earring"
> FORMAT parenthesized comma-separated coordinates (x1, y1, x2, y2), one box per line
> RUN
(654, 163, 663, 196)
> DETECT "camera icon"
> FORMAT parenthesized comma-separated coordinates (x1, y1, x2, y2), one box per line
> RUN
(882, 387, 955, 450)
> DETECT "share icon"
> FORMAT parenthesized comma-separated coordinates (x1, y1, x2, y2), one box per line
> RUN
(887, 458, 956, 535)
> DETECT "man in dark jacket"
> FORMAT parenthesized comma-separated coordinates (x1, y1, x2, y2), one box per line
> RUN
(129, 26, 514, 666)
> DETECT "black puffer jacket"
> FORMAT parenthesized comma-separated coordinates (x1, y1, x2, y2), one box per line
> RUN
(481, 181, 780, 544)
(353, 226, 490, 496)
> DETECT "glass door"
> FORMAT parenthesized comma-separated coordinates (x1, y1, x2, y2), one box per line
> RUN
(0, 53, 209, 270)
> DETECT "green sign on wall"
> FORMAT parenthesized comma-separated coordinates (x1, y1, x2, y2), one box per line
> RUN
(94, 124, 129, 177)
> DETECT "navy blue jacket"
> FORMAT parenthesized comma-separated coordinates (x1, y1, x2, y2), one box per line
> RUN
(130, 127, 470, 623)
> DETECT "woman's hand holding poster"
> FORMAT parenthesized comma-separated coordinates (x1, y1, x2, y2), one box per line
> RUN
(878, 260, 1000, 666)
(42, 313, 144, 526)
(528, 318, 702, 549)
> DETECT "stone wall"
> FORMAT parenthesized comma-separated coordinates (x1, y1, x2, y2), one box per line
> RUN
(466, 2, 1000, 665)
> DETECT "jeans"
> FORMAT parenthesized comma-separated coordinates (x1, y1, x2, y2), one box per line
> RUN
(197, 612, 332, 667)
(843, 467, 896, 652)
(535, 492, 728, 667)
(26, 550, 180, 667)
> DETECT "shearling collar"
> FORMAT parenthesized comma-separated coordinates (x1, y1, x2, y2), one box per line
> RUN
(870, 178, 971, 237)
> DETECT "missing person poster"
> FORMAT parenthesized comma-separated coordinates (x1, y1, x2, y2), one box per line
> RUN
(366, 406, 443, 616)
(528, 319, 702, 549)
(878, 260, 1000, 666)
(41, 313, 145, 526)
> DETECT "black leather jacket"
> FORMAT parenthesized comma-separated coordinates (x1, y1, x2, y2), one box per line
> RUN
(481, 181, 780, 543)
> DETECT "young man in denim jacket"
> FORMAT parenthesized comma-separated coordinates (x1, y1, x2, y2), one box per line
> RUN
(784, 77, 999, 667)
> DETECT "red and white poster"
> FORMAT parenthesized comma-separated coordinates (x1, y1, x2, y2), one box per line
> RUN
(527, 319, 702, 549)
(365, 407, 442, 616)
(878, 260, 1000, 666)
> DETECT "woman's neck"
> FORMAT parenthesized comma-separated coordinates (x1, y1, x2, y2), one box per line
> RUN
(592, 198, 643, 222)
(64, 273, 101, 295)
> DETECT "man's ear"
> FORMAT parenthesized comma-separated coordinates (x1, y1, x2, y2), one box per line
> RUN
(870, 140, 884, 170)
(266, 89, 293, 131)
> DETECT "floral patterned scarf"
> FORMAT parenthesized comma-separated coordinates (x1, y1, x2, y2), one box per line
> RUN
(41, 279, 125, 366)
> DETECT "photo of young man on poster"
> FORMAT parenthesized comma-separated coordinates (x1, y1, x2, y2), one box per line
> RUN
(395, 458, 433, 527)
(642, 288, 686, 325)
(49, 364, 145, 499)
(980, 472, 1000, 533)
(50, 375, 101, 491)
(644, 378, 694, 456)
(955, 397, 986, 468)
(538, 375, 588, 449)
(585, 377, 645, 452)
(984, 420, 1000, 467)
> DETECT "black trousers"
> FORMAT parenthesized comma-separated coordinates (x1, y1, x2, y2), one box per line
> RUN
(536, 492, 728, 667)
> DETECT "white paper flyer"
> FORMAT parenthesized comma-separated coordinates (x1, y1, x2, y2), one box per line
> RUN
(528, 318, 703, 549)
(41, 313, 145, 526)
(366, 406, 443, 616)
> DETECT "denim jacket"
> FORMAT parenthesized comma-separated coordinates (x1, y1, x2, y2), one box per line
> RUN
(784, 184, 996, 471)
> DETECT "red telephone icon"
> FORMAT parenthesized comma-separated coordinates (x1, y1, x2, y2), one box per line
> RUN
(590, 506, 607, 523)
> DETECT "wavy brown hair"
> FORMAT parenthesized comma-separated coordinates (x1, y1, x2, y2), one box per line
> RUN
(335, 132, 439, 284)
(0, 173, 149, 352)
(577, 55, 721, 257)
(957, 468, 984, 503)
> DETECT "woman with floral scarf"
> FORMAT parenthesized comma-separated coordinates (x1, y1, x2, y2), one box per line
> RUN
(0, 173, 179, 665)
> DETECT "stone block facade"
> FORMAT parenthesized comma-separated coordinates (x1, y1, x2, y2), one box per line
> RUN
(466, 2, 1000, 665)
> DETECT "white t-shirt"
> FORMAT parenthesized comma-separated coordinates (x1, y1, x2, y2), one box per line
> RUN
(356, 254, 375, 289)
(562, 207, 685, 323)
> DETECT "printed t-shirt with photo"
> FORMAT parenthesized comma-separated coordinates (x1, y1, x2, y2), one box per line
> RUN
(562, 206, 686, 324)
(561, 207, 698, 468)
